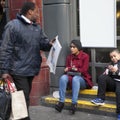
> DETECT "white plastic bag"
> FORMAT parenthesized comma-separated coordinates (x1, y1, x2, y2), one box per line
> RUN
(11, 90, 28, 119)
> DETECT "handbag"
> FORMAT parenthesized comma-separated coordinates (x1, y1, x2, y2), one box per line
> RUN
(67, 71, 81, 76)
(6, 79, 28, 120)
(0, 79, 11, 120)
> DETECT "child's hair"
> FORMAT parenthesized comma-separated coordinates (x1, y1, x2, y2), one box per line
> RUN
(110, 49, 120, 54)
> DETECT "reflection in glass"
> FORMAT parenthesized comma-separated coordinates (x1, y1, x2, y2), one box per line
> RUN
(96, 49, 111, 63)
(117, 1, 120, 36)
(77, 0, 79, 36)
(0, 0, 6, 42)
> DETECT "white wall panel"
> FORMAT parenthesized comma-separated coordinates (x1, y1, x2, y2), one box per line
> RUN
(79, 0, 116, 48)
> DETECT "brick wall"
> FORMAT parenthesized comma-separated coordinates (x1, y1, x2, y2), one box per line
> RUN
(8, 0, 50, 106)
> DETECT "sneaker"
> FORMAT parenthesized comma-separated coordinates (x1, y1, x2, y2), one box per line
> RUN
(91, 98, 105, 105)
(69, 103, 77, 115)
(117, 114, 120, 120)
(55, 102, 64, 112)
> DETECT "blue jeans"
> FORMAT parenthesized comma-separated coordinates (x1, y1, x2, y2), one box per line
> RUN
(59, 74, 86, 104)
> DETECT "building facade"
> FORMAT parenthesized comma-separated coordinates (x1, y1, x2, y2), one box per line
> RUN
(43, 0, 120, 91)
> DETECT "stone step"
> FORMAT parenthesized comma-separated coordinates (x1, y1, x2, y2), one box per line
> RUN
(41, 89, 116, 117)
(79, 89, 115, 97)
(65, 89, 115, 101)
(41, 95, 116, 116)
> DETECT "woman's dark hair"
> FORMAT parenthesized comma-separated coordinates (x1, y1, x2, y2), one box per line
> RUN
(71, 40, 82, 51)
(20, 2, 36, 15)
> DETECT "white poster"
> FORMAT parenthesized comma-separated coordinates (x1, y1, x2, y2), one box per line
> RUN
(79, 0, 116, 47)
(47, 36, 62, 74)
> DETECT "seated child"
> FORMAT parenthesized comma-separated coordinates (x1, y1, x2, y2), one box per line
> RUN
(91, 49, 120, 120)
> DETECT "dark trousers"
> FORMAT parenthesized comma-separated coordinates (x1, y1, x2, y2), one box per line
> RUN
(97, 74, 120, 113)
(12, 75, 34, 120)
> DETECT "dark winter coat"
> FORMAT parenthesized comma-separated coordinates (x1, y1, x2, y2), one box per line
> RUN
(0, 14, 52, 76)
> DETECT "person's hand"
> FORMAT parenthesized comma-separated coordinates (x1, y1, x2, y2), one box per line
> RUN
(108, 65, 113, 71)
(112, 66, 118, 72)
(71, 65, 78, 71)
(108, 65, 118, 73)
(103, 68, 109, 75)
(64, 67, 68, 72)
(2, 73, 12, 80)
(49, 38, 56, 45)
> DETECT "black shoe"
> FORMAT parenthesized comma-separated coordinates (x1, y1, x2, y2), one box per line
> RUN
(55, 102, 64, 112)
(69, 103, 77, 114)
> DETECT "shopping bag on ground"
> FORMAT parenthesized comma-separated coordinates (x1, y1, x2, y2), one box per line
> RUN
(11, 90, 28, 119)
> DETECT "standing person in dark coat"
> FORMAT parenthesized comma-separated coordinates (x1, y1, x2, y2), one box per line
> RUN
(55, 40, 93, 114)
(0, 2, 55, 120)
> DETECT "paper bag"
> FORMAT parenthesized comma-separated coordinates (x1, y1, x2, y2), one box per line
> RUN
(11, 90, 28, 119)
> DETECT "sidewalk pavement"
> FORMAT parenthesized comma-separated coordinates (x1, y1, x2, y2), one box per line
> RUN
(29, 105, 116, 120)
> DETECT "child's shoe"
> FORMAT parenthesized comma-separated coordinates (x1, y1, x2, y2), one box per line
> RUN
(117, 114, 120, 120)
(91, 98, 105, 105)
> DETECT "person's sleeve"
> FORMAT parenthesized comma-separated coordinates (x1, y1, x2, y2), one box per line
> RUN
(39, 28, 52, 51)
(115, 67, 120, 76)
(0, 22, 15, 74)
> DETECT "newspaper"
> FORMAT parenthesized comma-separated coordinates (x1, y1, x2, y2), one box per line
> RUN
(47, 36, 62, 74)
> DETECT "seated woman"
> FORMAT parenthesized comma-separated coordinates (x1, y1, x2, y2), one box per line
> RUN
(55, 40, 93, 114)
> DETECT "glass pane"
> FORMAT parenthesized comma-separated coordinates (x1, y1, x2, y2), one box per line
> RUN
(117, 1, 120, 36)
(96, 49, 111, 63)
(83, 48, 91, 62)
(0, 0, 6, 41)
(77, 0, 80, 36)
(96, 67, 105, 82)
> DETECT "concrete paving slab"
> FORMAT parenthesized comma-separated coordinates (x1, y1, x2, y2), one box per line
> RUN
(29, 105, 116, 120)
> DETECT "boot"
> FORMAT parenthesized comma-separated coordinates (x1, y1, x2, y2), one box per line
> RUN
(69, 103, 77, 114)
(55, 102, 64, 112)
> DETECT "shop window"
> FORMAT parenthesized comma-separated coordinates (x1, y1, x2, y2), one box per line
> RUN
(74, 0, 120, 83)
(96, 49, 111, 63)
(117, 1, 120, 36)
(76, 0, 79, 36)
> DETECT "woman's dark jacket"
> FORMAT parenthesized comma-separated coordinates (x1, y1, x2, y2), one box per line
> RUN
(0, 14, 52, 76)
